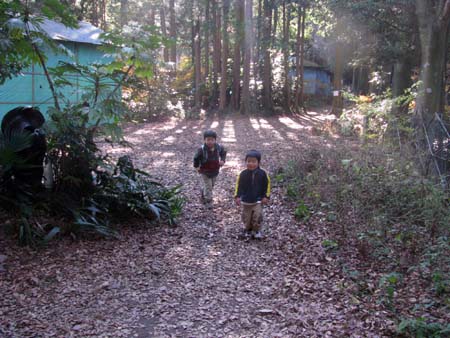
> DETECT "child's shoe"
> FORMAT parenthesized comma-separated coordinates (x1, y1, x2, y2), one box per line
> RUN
(253, 231, 263, 239)
(239, 229, 252, 240)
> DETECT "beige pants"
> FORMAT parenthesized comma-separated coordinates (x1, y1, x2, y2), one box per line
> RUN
(242, 203, 263, 232)
(201, 174, 217, 203)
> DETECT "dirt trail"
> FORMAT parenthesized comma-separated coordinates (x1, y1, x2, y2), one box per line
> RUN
(0, 114, 392, 337)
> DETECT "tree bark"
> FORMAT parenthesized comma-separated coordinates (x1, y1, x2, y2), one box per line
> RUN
(204, 0, 210, 85)
(299, 5, 306, 110)
(414, 0, 450, 176)
(160, 5, 169, 63)
(272, 2, 278, 46)
(255, 0, 263, 87)
(120, 0, 128, 27)
(231, 0, 245, 111)
(241, 0, 254, 114)
(169, 0, 177, 64)
(219, 0, 230, 112)
(332, 20, 344, 116)
(294, 4, 302, 111)
(211, 0, 221, 108)
(282, 0, 291, 112)
(149, 8, 156, 26)
(415, 0, 450, 120)
(262, 0, 274, 114)
(194, 19, 202, 108)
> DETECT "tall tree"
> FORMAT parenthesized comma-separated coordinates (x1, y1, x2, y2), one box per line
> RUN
(332, 18, 344, 116)
(241, 0, 254, 114)
(204, 0, 210, 84)
(261, 0, 274, 113)
(282, 0, 291, 111)
(219, 0, 230, 111)
(211, 0, 222, 107)
(120, 0, 128, 26)
(169, 0, 177, 64)
(415, 0, 450, 122)
(231, 0, 245, 110)
(160, 4, 169, 62)
(294, 3, 306, 112)
(194, 19, 202, 108)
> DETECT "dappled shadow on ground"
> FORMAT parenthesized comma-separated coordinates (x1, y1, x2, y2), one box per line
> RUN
(0, 112, 394, 337)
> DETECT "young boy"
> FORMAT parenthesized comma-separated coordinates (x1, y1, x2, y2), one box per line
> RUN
(193, 130, 227, 208)
(234, 150, 270, 239)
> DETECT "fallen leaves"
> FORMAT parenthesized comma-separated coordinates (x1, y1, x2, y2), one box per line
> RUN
(0, 114, 400, 337)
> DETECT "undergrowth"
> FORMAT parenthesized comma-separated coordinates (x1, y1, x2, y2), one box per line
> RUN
(275, 88, 450, 337)
(279, 133, 449, 332)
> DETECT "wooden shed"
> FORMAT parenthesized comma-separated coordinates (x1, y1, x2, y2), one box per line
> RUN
(0, 19, 107, 120)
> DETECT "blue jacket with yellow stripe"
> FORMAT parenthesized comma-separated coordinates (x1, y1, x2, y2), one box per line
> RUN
(234, 167, 270, 203)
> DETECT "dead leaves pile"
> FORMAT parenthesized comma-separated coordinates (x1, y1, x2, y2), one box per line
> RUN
(1, 115, 397, 337)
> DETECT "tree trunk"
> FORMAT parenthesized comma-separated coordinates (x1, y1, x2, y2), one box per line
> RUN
(299, 5, 306, 111)
(169, 0, 177, 64)
(210, 0, 221, 108)
(282, 0, 291, 112)
(204, 0, 210, 85)
(149, 8, 156, 26)
(241, 0, 254, 114)
(414, 0, 450, 178)
(416, 0, 450, 120)
(262, 0, 274, 114)
(194, 20, 202, 108)
(231, 0, 245, 111)
(332, 21, 344, 116)
(120, 0, 128, 27)
(294, 4, 301, 111)
(386, 56, 414, 141)
(391, 57, 413, 112)
(272, 3, 278, 46)
(219, 0, 230, 112)
(160, 5, 169, 63)
(255, 0, 263, 87)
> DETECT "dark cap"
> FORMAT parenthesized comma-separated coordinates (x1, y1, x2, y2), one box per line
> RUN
(203, 130, 217, 139)
(245, 149, 261, 162)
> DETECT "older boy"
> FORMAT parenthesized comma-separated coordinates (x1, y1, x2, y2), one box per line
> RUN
(234, 150, 270, 239)
(193, 130, 227, 208)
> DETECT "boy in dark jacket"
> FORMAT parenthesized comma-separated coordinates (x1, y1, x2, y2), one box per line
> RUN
(193, 130, 227, 208)
(234, 150, 270, 239)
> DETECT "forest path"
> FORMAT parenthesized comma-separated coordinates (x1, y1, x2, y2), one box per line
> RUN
(0, 113, 392, 337)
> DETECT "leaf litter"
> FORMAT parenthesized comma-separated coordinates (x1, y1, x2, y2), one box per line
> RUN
(0, 114, 399, 337)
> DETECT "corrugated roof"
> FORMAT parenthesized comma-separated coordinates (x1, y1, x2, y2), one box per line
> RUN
(38, 18, 103, 45)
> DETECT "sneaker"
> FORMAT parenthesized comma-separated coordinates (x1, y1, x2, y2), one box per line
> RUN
(253, 231, 263, 239)
(239, 229, 252, 240)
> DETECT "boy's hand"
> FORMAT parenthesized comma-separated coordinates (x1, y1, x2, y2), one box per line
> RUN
(235, 197, 241, 206)
(195, 167, 200, 173)
(262, 197, 269, 205)
(219, 160, 225, 166)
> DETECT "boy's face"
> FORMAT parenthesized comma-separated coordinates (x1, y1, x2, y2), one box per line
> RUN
(246, 157, 259, 170)
(204, 136, 216, 148)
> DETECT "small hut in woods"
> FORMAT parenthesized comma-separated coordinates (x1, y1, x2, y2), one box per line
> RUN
(289, 58, 332, 97)
(0, 19, 107, 120)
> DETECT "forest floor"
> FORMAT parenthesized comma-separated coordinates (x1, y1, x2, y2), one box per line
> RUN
(0, 112, 396, 337)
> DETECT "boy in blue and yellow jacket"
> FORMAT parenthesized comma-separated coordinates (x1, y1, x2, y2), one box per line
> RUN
(234, 150, 270, 239)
